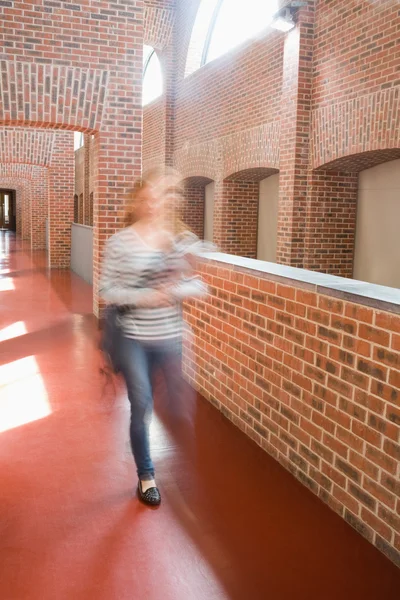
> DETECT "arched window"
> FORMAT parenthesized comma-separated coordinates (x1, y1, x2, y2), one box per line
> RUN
(185, 0, 278, 76)
(143, 45, 163, 106)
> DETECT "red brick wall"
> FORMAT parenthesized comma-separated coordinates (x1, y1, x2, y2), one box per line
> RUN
(174, 31, 283, 146)
(182, 183, 205, 239)
(304, 171, 358, 277)
(48, 132, 75, 268)
(143, 97, 166, 171)
(31, 168, 48, 251)
(0, 164, 34, 245)
(141, 0, 400, 272)
(0, 0, 144, 313)
(276, 5, 314, 269)
(313, 0, 400, 108)
(184, 258, 400, 567)
(213, 180, 259, 259)
(84, 135, 91, 226)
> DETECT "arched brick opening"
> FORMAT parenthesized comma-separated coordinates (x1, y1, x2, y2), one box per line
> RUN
(181, 176, 213, 240)
(0, 128, 73, 261)
(314, 149, 400, 173)
(216, 168, 279, 259)
(0, 163, 49, 250)
(311, 85, 400, 170)
(304, 149, 400, 277)
(144, 4, 175, 52)
(0, 180, 28, 237)
(0, 0, 144, 315)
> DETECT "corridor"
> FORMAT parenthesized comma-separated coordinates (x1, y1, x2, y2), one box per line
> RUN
(0, 231, 399, 600)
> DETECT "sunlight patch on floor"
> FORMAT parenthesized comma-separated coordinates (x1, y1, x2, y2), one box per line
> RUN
(0, 355, 51, 433)
(0, 321, 27, 343)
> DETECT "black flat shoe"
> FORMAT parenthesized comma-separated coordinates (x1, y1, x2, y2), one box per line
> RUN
(138, 480, 161, 507)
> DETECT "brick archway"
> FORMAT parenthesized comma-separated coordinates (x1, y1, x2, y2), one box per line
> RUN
(304, 148, 400, 277)
(144, 4, 175, 51)
(311, 85, 400, 170)
(180, 176, 214, 239)
(0, 0, 144, 315)
(0, 178, 29, 238)
(314, 149, 400, 173)
(216, 168, 280, 259)
(0, 163, 49, 249)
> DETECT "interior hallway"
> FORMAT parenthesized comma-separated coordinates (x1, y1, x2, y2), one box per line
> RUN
(0, 231, 399, 600)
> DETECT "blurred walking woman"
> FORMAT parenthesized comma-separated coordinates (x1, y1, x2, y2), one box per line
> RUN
(99, 170, 207, 506)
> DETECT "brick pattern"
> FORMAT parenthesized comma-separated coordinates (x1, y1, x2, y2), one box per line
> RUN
(0, 164, 34, 243)
(184, 259, 400, 567)
(31, 168, 48, 250)
(84, 135, 91, 226)
(141, 0, 400, 281)
(144, 2, 175, 50)
(0, 180, 27, 236)
(0, 0, 144, 315)
(173, 122, 280, 181)
(78, 193, 84, 225)
(312, 87, 400, 170)
(0, 63, 109, 131)
(315, 150, 400, 174)
(304, 171, 358, 277)
(213, 180, 259, 259)
(143, 97, 166, 172)
(0, 128, 55, 166)
(313, 0, 400, 108)
(175, 33, 283, 146)
(182, 182, 205, 239)
(89, 192, 94, 227)
(48, 132, 75, 268)
(74, 147, 85, 220)
(22, 185, 31, 242)
(276, 3, 315, 269)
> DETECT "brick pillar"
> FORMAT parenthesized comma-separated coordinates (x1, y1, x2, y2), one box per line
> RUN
(162, 46, 176, 167)
(84, 134, 91, 225)
(78, 193, 84, 224)
(22, 183, 31, 242)
(48, 132, 74, 268)
(92, 76, 144, 315)
(276, 2, 315, 268)
(304, 170, 358, 277)
(31, 167, 48, 250)
(16, 188, 23, 237)
(213, 179, 259, 258)
(182, 183, 205, 239)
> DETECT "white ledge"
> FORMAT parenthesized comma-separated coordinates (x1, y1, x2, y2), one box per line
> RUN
(199, 252, 400, 314)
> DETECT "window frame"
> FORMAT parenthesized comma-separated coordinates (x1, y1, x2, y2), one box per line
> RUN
(188, 0, 277, 75)
(200, 0, 224, 67)
(142, 45, 163, 106)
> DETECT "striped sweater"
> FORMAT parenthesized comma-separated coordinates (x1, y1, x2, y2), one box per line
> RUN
(99, 227, 208, 341)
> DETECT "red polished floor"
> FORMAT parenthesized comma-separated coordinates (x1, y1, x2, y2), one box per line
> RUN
(0, 231, 399, 600)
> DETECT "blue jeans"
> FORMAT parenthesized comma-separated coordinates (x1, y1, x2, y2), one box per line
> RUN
(118, 336, 183, 481)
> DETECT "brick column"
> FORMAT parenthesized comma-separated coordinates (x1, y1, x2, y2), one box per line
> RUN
(276, 2, 315, 268)
(84, 134, 91, 225)
(93, 84, 143, 315)
(162, 46, 176, 167)
(21, 183, 31, 242)
(48, 132, 75, 268)
(31, 167, 48, 250)
(304, 170, 358, 277)
(15, 187, 23, 237)
(213, 179, 259, 258)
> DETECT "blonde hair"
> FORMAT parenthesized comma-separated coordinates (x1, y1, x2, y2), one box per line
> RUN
(124, 166, 191, 236)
